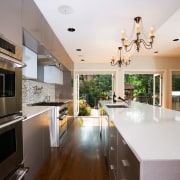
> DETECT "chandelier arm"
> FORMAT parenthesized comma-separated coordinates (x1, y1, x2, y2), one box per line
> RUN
(124, 40, 136, 52)
(111, 60, 122, 66)
(140, 39, 153, 49)
(111, 61, 118, 66)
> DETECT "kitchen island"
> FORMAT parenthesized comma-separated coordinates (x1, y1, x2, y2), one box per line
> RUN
(100, 100, 180, 180)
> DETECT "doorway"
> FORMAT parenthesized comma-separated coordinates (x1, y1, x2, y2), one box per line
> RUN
(74, 73, 114, 116)
(124, 73, 162, 106)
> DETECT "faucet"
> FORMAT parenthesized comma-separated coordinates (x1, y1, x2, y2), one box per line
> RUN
(118, 96, 131, 106)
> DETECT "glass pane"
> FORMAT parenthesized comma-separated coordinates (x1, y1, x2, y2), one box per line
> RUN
(172, 72, 180, 111)
(153, 74, 161, 106)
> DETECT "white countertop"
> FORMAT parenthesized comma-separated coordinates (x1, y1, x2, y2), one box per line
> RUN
(101, 100, 180, 161)
(22, 105, 54, 121)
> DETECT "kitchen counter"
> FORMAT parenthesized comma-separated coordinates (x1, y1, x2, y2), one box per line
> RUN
(100, 100, 180, 180)
(102, 100, 180, 160)
(22, 105, 53, 121)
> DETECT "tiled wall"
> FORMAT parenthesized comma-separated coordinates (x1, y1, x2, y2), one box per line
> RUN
(22, 79, 55, 105)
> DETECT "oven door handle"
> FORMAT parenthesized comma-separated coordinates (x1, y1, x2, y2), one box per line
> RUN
(16, 167, 29, 180)
(0, 116, 26, 129)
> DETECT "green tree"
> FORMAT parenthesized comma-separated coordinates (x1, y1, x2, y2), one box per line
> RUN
(125, 74, 153, 103)
(79, 75, 112, 107)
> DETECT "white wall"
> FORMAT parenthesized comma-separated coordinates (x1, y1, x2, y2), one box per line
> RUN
(74, 56, 180, 108)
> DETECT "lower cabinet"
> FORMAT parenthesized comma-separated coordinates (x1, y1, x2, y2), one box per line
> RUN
(23, 110, 52, 180)
(117, 133, 140, 180)
(108, 119, 118, 180)
(107, 119, 140, 180)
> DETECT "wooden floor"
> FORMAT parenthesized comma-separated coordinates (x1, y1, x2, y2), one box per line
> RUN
(35, 117, 110, 180)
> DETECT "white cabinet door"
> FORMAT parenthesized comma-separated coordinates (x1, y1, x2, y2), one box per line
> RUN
(22, 46, 37, 79)
(44, 66, 63, 84)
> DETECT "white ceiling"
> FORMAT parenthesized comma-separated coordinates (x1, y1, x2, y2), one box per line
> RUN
(34, 0, 180, 64)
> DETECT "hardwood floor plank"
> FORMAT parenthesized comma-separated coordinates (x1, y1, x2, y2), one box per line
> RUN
(35, 118, 109, 180)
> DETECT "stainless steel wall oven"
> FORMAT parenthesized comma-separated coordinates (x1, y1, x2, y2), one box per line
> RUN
(0, 62, 22, 118)
(0, 115, 29, 179)
(0, 37, 27, 179)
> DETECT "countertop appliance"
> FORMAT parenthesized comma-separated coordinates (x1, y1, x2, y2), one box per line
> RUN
(32, 101, 68, 147)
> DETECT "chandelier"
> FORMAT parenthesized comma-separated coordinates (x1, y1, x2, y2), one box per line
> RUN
(121, 16, 155, 52)
(110, 47, 131, 67)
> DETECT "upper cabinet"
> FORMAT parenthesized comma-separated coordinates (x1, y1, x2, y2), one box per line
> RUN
(0, 0, 22, 46)
(44, 66, 63, 85)
(22, 46, 37, 79)
(21, 0, 73, 72)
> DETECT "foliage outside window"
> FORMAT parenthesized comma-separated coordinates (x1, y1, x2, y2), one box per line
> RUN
(125, 74, 153, 104)
(79, 75, 112, 108)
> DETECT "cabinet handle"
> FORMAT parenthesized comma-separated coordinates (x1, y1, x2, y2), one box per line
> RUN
(110, 146, 115, 151)
(110, 164, 115, 170)
(121, 160, 130, 167)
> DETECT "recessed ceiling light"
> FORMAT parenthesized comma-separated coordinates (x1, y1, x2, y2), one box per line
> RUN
(67, 28, 75, 32)
(173, 38, 179, 41)
(76, 49, 82, 51)
(58, 5, 72, 15)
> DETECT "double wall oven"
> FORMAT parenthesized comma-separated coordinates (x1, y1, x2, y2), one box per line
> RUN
(0, 37, 28, 179)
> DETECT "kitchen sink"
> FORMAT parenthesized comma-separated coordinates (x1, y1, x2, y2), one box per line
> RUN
(106, 104, 129, 108)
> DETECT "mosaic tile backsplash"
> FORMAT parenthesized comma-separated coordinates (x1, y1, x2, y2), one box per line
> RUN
(22, 79, 55, 105)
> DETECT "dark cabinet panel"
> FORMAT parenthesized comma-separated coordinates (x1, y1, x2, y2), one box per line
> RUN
(108, 120, 118, 180)
(117, 133, 140, 180)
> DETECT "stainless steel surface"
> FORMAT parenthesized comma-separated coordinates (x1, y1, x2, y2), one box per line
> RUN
(0, 53, 26, 68)
(31, 102, 68, 147)
(53, 104, 67, 147)
(0, 64, 22, 118)
(0, 115, 25, 179)
(23, 110, 51, 179)
(6, 163, 29, 180)
(0, 115, 25, 128)
(15, 167, 29, 180)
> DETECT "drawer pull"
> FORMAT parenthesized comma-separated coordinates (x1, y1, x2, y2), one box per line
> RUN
(121, 159, 130, 167)
(110, 146, 115, 151)
(110, 164, 115, 170)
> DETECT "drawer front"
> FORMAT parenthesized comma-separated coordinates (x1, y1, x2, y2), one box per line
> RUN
(108, 120, 118, 180)
(117, 133, 140, 180)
